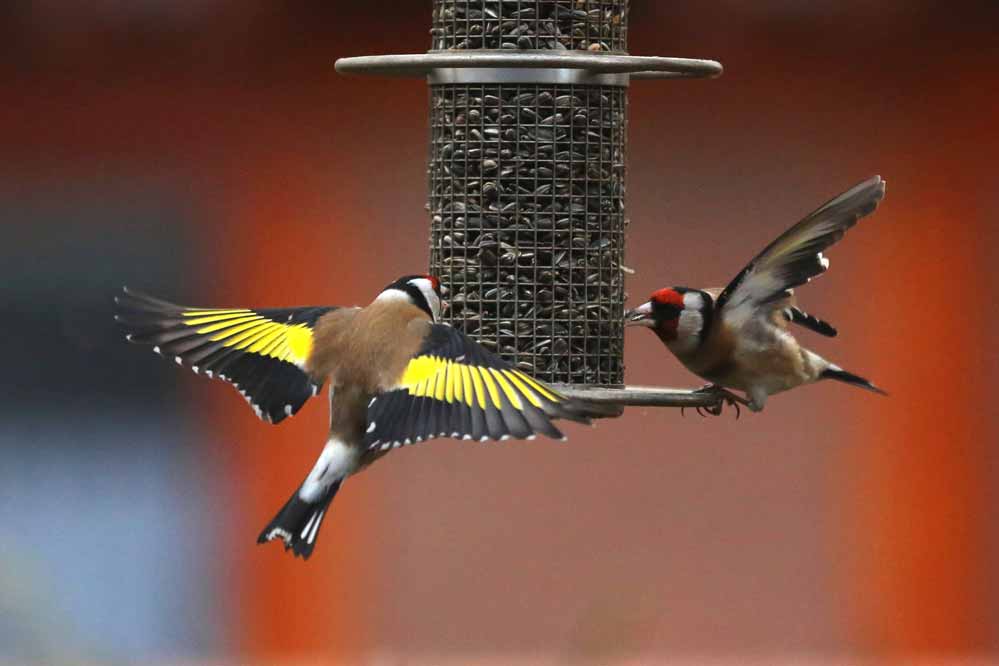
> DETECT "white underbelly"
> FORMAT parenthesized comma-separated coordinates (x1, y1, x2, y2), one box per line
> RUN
(727, 328, 809, 395)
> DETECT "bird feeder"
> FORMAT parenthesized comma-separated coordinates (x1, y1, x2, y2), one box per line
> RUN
(336, 1, 724, 411)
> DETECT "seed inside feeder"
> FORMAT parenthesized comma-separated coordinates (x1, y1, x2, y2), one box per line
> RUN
(431, 0, 630, 53)
(429, 82, 627, 386)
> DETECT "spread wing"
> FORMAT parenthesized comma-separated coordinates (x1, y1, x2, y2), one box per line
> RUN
(715, 176, 885, 327)
(365, 323, 593, 450)
(115, 287, 340, 423)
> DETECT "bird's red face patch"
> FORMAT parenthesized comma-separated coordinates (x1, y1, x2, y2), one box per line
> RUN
(651, 288, 684, 312)
(423, 274, 448, 305)
(647, 288, 683, 341)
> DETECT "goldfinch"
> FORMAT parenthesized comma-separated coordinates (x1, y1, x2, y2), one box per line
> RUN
(626, 176, 888, 413)
(116, 275, 598, 559)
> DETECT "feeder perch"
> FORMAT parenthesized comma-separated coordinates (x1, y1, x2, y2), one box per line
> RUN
(336, 1, 724, 412)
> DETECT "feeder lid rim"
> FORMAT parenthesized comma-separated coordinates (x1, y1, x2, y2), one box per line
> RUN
(335, 51, 722, 79)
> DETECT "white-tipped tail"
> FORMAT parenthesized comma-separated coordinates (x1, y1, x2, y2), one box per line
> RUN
(257, 481, 341, 560)
(821, 364, 888, 396)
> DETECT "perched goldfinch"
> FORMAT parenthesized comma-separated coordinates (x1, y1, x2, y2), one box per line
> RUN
(626, 176, 888, 413)
(116, 275, 598, 559)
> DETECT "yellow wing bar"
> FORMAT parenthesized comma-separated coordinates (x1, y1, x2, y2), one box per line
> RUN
(363, 323, 591, 448)
(180, 309, 315, 368)
(398, 354, 560, 410)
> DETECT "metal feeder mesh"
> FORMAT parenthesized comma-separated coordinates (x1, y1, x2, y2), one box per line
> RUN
(429, 83, 627, 386)
(431, 0, 629, 53)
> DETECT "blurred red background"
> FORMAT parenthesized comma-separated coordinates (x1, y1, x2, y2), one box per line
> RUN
(1, 1, 996, 663)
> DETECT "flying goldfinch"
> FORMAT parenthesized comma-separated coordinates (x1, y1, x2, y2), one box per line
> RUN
(117, 275, 598, 558)
(626, 176, 888, 413)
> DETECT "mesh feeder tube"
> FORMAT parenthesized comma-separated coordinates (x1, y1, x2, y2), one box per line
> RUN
(336, 1, 724, 409)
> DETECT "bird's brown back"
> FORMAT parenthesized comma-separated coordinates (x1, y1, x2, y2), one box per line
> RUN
(308, 301, 431, 449)
(308, 300, 430, 393)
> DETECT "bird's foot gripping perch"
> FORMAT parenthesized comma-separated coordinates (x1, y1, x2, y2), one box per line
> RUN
(683, 384, 750, 419)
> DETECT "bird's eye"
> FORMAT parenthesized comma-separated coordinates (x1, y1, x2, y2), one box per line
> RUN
(657, 302, 682, 319)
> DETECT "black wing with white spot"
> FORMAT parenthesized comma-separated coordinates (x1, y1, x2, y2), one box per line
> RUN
(115, 287, 336, 423)
(365, 324, 594, 450)
(716, 176, 885, 327)
(784, 306, 837, 337)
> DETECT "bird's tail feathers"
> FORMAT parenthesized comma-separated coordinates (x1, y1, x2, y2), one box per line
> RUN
(821, 366, 888, 396)
(257, 480, 342, 560)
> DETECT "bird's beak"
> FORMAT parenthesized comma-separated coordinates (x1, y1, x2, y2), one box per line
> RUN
(625, 301, 654, 327)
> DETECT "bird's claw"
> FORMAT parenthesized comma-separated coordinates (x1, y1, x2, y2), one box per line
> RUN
(680, 406, 717, 418)
(690, 385, 747, 419)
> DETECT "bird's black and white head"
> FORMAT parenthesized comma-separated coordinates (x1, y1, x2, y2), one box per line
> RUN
(626, 287, 713, 353)
(377, 274, 446, 321)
